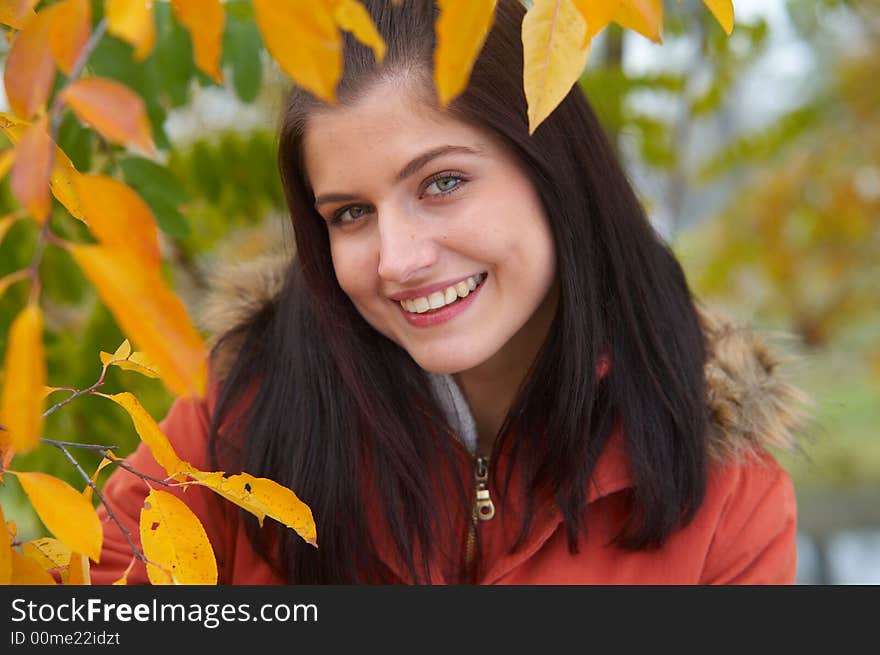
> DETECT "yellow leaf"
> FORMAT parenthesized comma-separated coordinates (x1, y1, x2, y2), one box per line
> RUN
(171, 0, 224, 83)
(434, 0, 496, 106)
(190, 470, 317, 546)
(332, 0, 386, 65)
(3, 7, 55, 118)
(21, 537, 72, 572)
(253, 0, 342, 103)
(60, 78, 155, 154)
(47, 0, 91, 75)
(10, 550, 56, 584)
(522, 0, 590, 134)
(0, 505, 12, 585)
(66, 552, 91, 585)
(100, 344, 162, 379)
(0, 211, 21, 246)
(0, 303, 46, 457)
(703, 0, 734, 36)
(614, 0, 663, 44)
(0, 112, 86, 222)
(140, 489, 218, 585)
(0, 0, 39, 29)
(70, 245, 208, 398)
(10, 117, 53, 224)
(572, 0, 617, 40)
(82, 457, 114, 503)
(74, 174, 161, 270)
(0, 149, 14, 182)
(104, 392, 191, 478)
(106, 0, 155, 61)
(14, 471, 103, 562)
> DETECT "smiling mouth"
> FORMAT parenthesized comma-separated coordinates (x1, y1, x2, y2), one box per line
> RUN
(398, 273, 487, 314)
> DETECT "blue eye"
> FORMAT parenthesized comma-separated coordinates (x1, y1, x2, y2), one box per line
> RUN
(424, 174, 463, 196)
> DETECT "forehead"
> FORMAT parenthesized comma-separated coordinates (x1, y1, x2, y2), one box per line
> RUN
(302, 81, 491, 186)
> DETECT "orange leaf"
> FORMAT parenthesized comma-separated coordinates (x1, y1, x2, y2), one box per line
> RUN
(104, 391, 192, 478)
(614, 0, 663, 44)
(189, 470, 317, 546)
(48, 0, 91, 75)
(82, 457, 114, 503)
(434, 0, 496, 106)
(74, 174, 160, 269)
(10, 551, 57, 584)
(0, 0, 39, 29)
(140, 489, 217, 585)
(106, 0, 155, 61)
(20, 537, 71, 573)
(702, 0, 734, 35)
(0, 303, 46, 457)
(0, 112, 86, 222)
(522, 0, 591, 134)
(572, 0, 617, 40)
(70, 244, 207, 398)
(332, 0, 386, 65)
(61, 78, 155, 154)
(3, 7, 55, 118)
(0, 505, 12, 585)
(10, 117, 53, 223)
(14, 471, 103, 562)
(171, 0, 224, 83)
(100, 339, 162, 379)
(253, 0, 342, 103)
(66, 552, 91, 584)
(0, 148, 14, 182)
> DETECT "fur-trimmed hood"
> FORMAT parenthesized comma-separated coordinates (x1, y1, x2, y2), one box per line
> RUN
(194, 253, 808, 464)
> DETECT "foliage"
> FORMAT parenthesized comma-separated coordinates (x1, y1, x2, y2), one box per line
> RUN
(0, 0, 737, 585)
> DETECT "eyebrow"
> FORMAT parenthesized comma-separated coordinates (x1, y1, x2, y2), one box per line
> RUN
(313, 144, 483, 207)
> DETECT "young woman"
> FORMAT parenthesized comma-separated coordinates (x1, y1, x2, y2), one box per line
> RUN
(93, 0, 804, 584)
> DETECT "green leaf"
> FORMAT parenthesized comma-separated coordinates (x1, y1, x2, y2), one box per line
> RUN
(155, 5, 197, 108)
(56, 110, 94, 173)
(120, 157, 190, 239)
(224, 18, 262, 103)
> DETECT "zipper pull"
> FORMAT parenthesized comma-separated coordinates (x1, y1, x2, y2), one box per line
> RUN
(474, 456, 495, 521)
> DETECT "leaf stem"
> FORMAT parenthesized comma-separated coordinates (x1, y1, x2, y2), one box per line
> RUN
(42, 362, 111, 419)
(49, 440, 147, 564)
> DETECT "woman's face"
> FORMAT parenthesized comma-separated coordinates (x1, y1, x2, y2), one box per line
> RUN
(303, 81, 557, 377)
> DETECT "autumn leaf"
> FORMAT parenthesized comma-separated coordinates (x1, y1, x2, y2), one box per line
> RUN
(74, 174, 161, 270)
(190, 470, 317, 546)
(66, 552, 91, 585)
(0, 0, 39, 29)
(47, 0, 91, 75)
(332, 0, 386, 65)
(171, 0, 224, 83)
(100, 339, 161, 379)
(434, 0, 496, 106)
(14, 471, 103, 562)
(60, 78, 155, 154)
(571, 0, 615, 40)
(0, 505, 12, 585)
(106, 0, 155, 61)
(0, 149, 14, 182)
(0, 303, 46, 457)
(10, 551, 56, 585)
(253, 0, 342, 103)
(103, 392, 191, 478)
(82, 457, 115, 503)
(522, 0, 590, 134)
(21, 537, 72, 573)
(10, 116, 52, 224)
(0, 112, 86, 222)
(3, 6, 54, 118)
(702, 0, 734, 36)
(140, 489, 218, 585)
(614, 0, 664, 44)
(69, 245, 208, 398)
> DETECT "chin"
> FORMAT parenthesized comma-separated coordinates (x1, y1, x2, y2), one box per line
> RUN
(407, 345, 490, 376)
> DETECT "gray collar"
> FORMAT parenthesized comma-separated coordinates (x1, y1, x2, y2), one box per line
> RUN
(427, 373, 478, 455)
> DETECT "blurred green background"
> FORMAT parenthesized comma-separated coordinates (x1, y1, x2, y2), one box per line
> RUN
(0, 0, 877, 583)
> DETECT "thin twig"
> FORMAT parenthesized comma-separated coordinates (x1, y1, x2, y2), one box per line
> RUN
(99, 449, 174, 488)
(49, 441, 147, 564)
(40, 438, 118, 452)
(42, 364, 110, 419)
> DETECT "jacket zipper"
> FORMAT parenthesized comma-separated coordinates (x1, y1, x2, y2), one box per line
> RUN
(463, 455, 495, 582)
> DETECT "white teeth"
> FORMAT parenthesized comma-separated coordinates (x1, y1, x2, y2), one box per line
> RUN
(398, 273, 486, 314)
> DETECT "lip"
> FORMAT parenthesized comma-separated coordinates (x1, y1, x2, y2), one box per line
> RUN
(387, 272, 486, 302)
(397, 275, 486, 328)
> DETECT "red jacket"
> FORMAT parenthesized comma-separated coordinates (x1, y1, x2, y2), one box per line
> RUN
(90, 261, 803, 585)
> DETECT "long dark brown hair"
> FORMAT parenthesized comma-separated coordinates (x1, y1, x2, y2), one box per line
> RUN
(209, 0, 708, 584)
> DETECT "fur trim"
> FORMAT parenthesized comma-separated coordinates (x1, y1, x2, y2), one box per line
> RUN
(199, 253, 808, 463)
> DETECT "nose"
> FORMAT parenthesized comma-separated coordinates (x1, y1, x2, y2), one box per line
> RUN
(376, 204, 439, 283)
